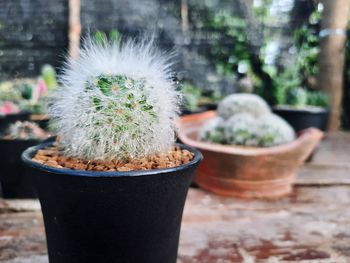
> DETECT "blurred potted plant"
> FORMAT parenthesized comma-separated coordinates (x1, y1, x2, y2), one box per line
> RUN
(178, 93, 323, 199)
(272, 86, 329, 132)
(29, 64, 58, 129)
(180, 82, 221, 115)
(0, 121, 49, 198)
(0, 68, 57, 132)
(22, 38, 202, 263)
(0, 81, 32, 132)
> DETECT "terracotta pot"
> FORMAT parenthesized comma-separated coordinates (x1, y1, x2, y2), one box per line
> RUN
(177, 111, 324, 199)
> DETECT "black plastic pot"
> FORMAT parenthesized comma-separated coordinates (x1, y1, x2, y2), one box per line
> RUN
(273, 107, 329, 132)
(22, 142, 202, 263)
(0, 111, 31, 133)
(30, 114, 51, 130)
(0, 139, 39, 198)
(180, 103, 218, 116)
(180, 106, 207, 116)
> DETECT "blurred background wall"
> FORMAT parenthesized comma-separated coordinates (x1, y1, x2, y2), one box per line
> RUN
(0, 0, 350, 129)
(0, 0, 68, 78)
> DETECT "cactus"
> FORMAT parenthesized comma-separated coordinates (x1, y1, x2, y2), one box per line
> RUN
(0, 81, 22, 102)
(4, 121, 47, 140)
(49, 38, 180, 160)
(217, 93, 270, 119)
(200, 94, 295, 147)
(199, 117, 226, 144)
(257, 114, 295, 147)
(285, 87, 308, 107)
(41, 64, 58, 90)
(223, 114, 259, 146)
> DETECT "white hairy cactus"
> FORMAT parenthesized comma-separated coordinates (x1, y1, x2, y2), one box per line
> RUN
(223, 114, 259, 146)
(257, 114, 295, 147)
(199, 116, 225, 144)
(217, 93, 270, 119)
(200, 93, 295, 147)
(49, 38, 180, 160)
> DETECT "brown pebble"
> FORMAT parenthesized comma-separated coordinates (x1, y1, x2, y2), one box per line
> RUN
(32, 144, 194, 172)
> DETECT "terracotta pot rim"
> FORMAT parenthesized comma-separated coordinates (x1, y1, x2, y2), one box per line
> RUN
(177, 110, 324, 156)
(30, 114, 50, 121)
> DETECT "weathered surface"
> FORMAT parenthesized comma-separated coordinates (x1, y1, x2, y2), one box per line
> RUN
(179, 187, 350, 262)
(297, 132, 350, 185)
(0, 186, 350, 262)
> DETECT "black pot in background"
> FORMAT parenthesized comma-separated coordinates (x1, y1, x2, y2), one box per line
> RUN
(22, 142, 202, 263)
(180, 106, 207, 116)
(199, 103, 218, 111)
(0, 139, 39, 198)
(30, 114, 50, 130)
(0, 111, 31, 133)
(273, 106, 329, 132)
(180, 103, 218, 116)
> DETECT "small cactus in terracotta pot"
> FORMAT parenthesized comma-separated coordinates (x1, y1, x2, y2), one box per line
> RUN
(178, 93, 323, 199)
(22, 38, 202, 263)
(200, 93, 296, 148)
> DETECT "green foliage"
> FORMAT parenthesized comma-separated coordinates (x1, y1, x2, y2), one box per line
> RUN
(181, 82, 202, 110)
(20, 83, 33, 100)
(285, 87, 308, 107)
(272, 67, 301, 105)
(307, 91, 329, 107)
(180, 82, 222, 111)
(0, 82, 23, 102)
(271, 8, 321, 105)
(197, 8, 251, 77)
(94, 29, 122, 45)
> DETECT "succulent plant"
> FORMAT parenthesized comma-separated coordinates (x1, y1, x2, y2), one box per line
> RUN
(0, 101, 20, 115)
(199, 117, 226, 144)
(199, 93, 295, 147)
(217, 93, 270, 119)
(223, 114, 259, 146)
(0, 81, 22, 102)
(257, 114, 295, 147)
(41, 64, 58, 90)
(50, 38, 180, 160)
(285, 87, 308, 107)
(4, 121, 47, 140)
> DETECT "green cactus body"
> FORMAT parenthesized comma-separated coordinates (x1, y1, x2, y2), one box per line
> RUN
(50, 39, 180, 161)
(41, 64, 58, 90)
(77, 74, 160, 159)
(199, 117, 226, 144)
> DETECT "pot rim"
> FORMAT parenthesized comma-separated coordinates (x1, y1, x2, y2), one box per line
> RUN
(272, 105, 329, 114)
(178, 110, 324, 156)
(21, 142, 203, 178)
(0, 110, 32, 119)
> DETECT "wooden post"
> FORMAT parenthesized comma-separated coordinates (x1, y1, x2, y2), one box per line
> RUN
(317, 0, 350, 131)
(181, 0, 189, 33)
(68, 0, 81, 59)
